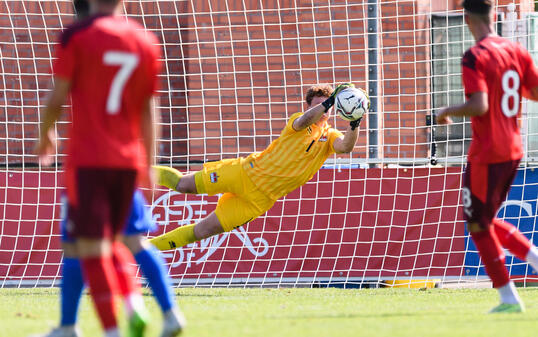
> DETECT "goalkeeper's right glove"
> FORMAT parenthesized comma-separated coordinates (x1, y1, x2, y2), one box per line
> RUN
(322, 83, 355, 112)
(349, 117, 362, 131)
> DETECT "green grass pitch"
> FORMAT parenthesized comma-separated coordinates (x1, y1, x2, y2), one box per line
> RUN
(3, 287, 538, 337)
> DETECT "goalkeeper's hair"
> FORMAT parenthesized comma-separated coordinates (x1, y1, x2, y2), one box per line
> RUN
(305, 84, 333, 106)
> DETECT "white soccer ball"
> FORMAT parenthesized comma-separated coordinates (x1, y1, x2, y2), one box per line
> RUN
(335, 87, 369, 122)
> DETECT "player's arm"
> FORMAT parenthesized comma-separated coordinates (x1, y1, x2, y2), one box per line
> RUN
(332, 118, 361, 153)
(437, 49, 488, 125)
(292, 103, 326, 131)
(436, 91, 488, 124)
(141, 96, 160, 184)
(524, 87, 538, 101)
(35, 77, 70, 164)
(522, 48, 538, 102)
(293, 83, 354, 131)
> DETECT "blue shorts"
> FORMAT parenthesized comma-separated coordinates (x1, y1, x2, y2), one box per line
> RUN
(60, 189, 156, 243)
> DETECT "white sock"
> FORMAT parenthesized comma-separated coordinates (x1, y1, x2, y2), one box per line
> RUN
(497, 281, 521, 305)
(125, 293, 145, 316)
(525, 246, 538, 272)
(164, 308, 187, 326)
(58, 325, 76, 332)
(104, 327, 120, 337)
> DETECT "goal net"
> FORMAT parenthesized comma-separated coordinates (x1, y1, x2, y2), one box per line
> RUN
(2, 0, 538, 288)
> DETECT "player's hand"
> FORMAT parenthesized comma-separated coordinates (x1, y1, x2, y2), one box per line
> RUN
(332, 82, 355, 97)
(322, 83, 355, 112)
(350, 117, 363, 130)
(34, 129, 55, 166)
(436, 108, 453, 125)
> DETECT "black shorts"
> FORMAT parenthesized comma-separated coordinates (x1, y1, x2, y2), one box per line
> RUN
(67, 168, 137, 239)
(462, 160, 519, 228)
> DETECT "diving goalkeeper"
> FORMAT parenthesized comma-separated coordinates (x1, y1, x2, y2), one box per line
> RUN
(150, 83, 366, 250)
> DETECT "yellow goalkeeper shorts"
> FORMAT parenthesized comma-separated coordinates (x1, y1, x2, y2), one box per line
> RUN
(194, 157, 275, 232)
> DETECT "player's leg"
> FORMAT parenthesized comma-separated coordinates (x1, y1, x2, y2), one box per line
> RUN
(107, 170, 150, 337)
(151, 158, 245, 250)
(154, 158, 247, 195)
(154, 166, 197, 194)
(54, 199, 84, 337)
(110, 238, 149, 337)
(151, 175, 275, 251)
(122, 189, 186, 337)
(467, 223, 521, 312)
(76, 238, 121, 336)
(33, 242, 84, 337)
(72, 173, 120, 336)
(150, 211, 222, 250)
(493, 218, 538, 269)
(73, 168, 138, 336)
(59, 243, 84, 332)
(124, 235, 186, 337)
(464, 161, 523, 313)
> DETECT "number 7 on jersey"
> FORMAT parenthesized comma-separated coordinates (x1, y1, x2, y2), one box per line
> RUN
(103, 51, 139, 115)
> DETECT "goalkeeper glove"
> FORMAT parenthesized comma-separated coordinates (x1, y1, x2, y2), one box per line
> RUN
(350, 117, 362, 130)
(322, 83, 355, 112)
(349, 88, 368, 130)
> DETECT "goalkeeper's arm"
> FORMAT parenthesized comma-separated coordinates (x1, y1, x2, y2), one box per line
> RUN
(293, 83, 354, 131)
(332, 118, 361, 153)
(292, 103, 326, 131)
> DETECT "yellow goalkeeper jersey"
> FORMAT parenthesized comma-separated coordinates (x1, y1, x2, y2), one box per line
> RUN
(243, 112, 343, 200)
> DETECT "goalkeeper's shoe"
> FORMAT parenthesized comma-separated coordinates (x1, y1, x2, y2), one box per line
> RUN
(488, 302, 525, 314)
(160, 308, 187, 337)
(29, 326, 81, 337)
(153, 165, 182, 191)
(127, 308, 149, 337)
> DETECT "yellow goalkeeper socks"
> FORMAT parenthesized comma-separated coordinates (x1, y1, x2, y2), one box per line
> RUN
(153, 165, 183, 190)
(149, 224, 197, 250)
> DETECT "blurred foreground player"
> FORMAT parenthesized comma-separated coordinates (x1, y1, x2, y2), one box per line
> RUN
(150, 83, 365, 251)
(437, 0, 538, 313)
(36, 0, 165, 335)
(33, 2, 185, 337)
(36, 192, 185, 337)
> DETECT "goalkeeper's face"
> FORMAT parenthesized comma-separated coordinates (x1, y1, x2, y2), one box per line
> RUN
(310, 95, 330, 125)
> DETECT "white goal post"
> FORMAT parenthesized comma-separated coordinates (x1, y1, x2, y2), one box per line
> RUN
(1, 0, 538, 288)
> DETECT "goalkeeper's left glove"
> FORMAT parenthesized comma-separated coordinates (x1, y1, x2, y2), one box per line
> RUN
(349, 117, 362, 131)
(322, 83, 355, 112)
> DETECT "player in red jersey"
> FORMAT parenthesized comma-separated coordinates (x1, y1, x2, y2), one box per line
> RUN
(437, 0, 538, 313)
(36, 0, 162, 335)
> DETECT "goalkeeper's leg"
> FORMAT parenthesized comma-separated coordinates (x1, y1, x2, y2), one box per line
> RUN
(150, 212, 224, 250)
(151, 160, 274, 251)
(153, 166, 197, 194)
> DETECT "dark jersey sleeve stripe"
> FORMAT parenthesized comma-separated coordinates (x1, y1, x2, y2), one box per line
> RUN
(60, 13, 106, 47)
(461, 49, 477, 70)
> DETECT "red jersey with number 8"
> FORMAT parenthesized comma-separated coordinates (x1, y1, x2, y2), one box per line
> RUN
(53, 14, 160, 171)
(462, 35, 538, 163)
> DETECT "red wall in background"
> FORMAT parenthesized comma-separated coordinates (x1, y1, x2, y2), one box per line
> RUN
(0, 167, 465, 284)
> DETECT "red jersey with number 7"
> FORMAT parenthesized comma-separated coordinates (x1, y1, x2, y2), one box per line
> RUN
(462, 35, 538, 163)
(53, 14, 160, 171)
